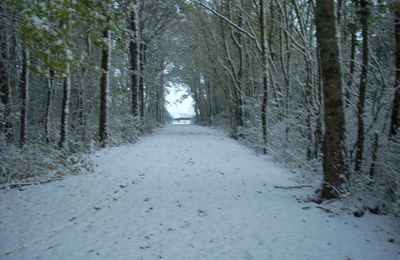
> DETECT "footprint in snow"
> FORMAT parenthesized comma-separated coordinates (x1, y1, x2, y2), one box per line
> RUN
(186, 158, 195, 166)
(197, 209, 207, 217)
(174, 200, 183, 207)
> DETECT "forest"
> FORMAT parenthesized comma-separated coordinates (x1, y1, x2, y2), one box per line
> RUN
(1, 0, 400, 214)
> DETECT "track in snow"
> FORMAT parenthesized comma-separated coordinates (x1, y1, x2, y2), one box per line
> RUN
(0, 125, 398, 260)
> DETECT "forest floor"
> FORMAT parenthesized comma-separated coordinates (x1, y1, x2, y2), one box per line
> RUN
(0, 125, 399, 260)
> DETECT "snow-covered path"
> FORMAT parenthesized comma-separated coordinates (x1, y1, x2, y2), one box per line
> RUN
(1, 125, 398, 260)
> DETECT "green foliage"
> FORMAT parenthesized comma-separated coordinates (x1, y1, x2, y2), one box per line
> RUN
(9, 0, 117, 75)
(389, 1, 400, 12)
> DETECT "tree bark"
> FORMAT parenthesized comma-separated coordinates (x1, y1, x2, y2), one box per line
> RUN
(130, 1, 140, 117)
(19, 48, 29, 146)
(0, 20, 13, 141)
(355, 0, 369, 173)
(139, 42, 147, 118)
(315, 0, 348, 199)
(346, 23, 357, 106)
(44, 69, 55, 143)
(260, 0, 268, 154)
(390, 11, 400, 137)
(59, 62, 71, 149)
(99, 27, 110, 147)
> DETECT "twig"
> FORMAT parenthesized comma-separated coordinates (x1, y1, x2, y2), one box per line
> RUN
(3, 177, 64, 189)
(315, 206, 334, 214)
(273, 185, 313, 189)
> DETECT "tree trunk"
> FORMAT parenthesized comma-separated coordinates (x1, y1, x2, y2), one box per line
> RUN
(355, 0, 369, 173)
(99, 27, 110, 147)
(315, 0, 348, 199)
(139, 42, 147, 118)
(19, 48, 29, 146)
(130, 1, 140, 117)
(369, 132, 379, 179)
(346, 23, 357, 106)
(390, 11, 400, 137)
(44, 69, 55, 143)
(0, 21, 13, 142)
(260, 0, 268, 154)
(59, 62, 71, 149)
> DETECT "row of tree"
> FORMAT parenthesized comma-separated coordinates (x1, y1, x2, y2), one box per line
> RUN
(170, 0, 399, 206)
(0, 0, 178, 151)
(0, 0, 181, 183)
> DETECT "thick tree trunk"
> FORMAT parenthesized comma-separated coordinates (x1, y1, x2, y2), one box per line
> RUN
(315, 0, 347, 199)
(0, 22, 13, 141)
(390, 11, 400, 137)
(99, 28, 110, 147)
(130, 1, 140, 117)
(59, 62, 71, 149)
(260, 0, 268, 154)
(19, 48, 29, 146)
(355, 0, 369, 173)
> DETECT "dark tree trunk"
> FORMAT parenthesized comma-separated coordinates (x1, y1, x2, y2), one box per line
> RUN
(99, 28, 110, 147)
(315, 0, 348, 199)
(19, 48, 29, 146)
(0, 20, 13, 141)
(260, 0, 268, 154)
(139, 42, 147, 118)
(354, 0, 369, 173)
(130, 2, 140, 117)
(390, 11, 400, 137)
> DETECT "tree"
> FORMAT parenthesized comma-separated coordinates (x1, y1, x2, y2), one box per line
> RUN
(0, 6, 13, 142)
(130, 0, 140, 117)
(19, 47, 29, 146)
(99, 25, 110, 147)
(260, 0, 268, 154)
(390, 9, 400, 137)
(60, 61, 71, 149)
(315, 0, 348, 199)
(354, 0, 370, 173)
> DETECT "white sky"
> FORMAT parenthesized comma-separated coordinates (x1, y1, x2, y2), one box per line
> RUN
(165, 82, 195, 118)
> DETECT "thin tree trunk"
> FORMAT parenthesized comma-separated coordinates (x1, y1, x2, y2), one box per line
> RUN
(260, 0, 268, 154)
(369, 132, 379, 179)
(355, 0, 369, 173)
(346, 24, 357, 106)
(99, 27, 110, 147)
(59, 62, 71, 149)
(19, 48, 29, 146)
(390, 11, 400, 137)
(130, 1, 140, 117)
(44, 69, 55, 143)
(139, 42, 146, 118)
(315, 0, 348, 199)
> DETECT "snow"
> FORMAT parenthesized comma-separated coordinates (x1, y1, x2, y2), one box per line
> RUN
(30, 15, 49, 31)
(0, 125, 399, 260)
(65, 49, 73, 61)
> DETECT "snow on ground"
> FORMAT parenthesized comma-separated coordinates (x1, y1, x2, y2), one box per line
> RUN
(0, 125, 399, 260)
